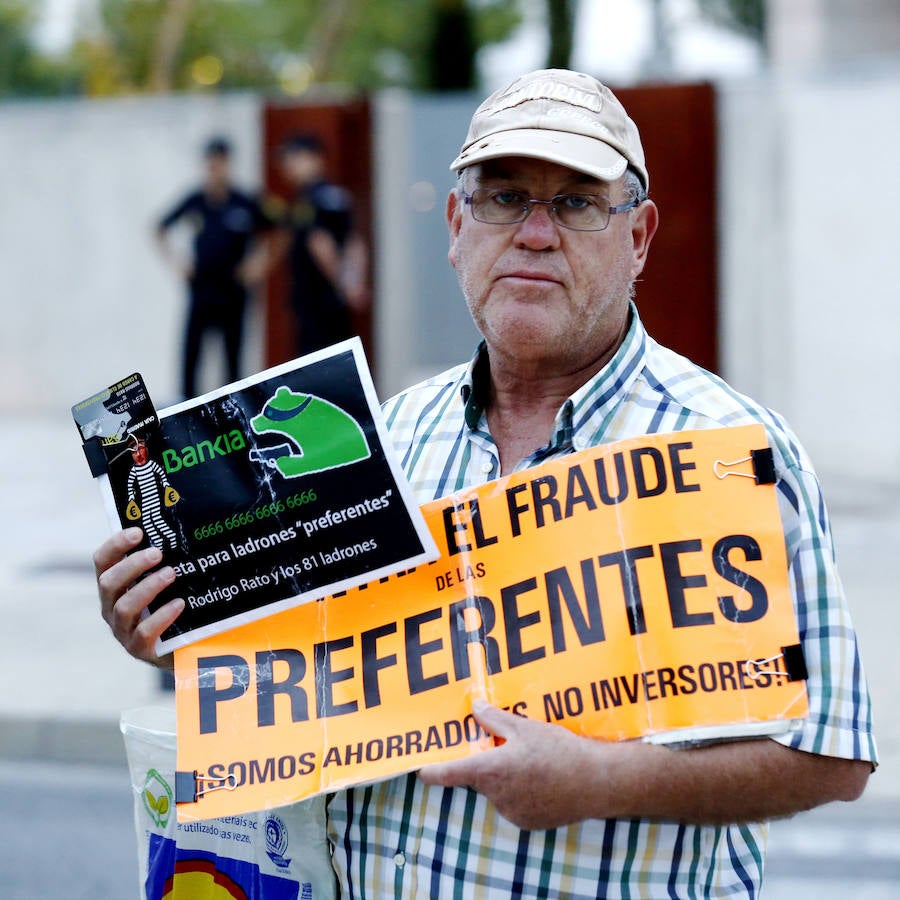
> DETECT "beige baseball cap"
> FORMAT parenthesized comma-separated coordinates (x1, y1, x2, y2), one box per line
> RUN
(450, 68, 648, 191)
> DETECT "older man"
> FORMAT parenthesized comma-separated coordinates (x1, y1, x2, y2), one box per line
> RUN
(95, 70, 875, 897)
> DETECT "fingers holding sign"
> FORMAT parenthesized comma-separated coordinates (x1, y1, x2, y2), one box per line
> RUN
(94, 527, 183, 667)
(418, 700, 621, 831)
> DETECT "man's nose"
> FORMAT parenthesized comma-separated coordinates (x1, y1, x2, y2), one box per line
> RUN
(513, 203, 561, 251)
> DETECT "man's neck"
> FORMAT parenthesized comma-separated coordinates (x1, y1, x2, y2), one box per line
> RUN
(484, 345, 619, 475)
(205, 181, 230, 202)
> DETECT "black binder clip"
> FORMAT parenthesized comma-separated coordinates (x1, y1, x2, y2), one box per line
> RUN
(175, 770, 238, 804)
(713, 447, 776, 485)
(743, 644, 808, 683)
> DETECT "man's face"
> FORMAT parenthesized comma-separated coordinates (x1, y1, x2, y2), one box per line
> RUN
(447, 157, 657, 374)
(131, 442, 148, 465)
(280, 149, 323, 188)
(205, 152, 230, 189)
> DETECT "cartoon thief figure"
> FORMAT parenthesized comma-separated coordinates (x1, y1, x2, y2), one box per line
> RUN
(125, 438, 180, 550)
(250, 386, 370, 478)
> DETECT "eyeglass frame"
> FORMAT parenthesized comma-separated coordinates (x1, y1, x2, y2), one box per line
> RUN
(461, 187, 644, 232)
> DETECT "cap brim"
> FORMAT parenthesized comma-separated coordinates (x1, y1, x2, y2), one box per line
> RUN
(450, 128, 629, 184)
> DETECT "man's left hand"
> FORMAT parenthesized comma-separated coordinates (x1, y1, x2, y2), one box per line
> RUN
(418, 700, 612, 830)
(418, 700, 872, 831)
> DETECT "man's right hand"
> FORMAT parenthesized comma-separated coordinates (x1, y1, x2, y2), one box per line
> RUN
(93, 528, 184, 668)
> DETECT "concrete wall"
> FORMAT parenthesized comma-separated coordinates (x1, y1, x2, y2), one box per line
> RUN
(0, 92, 264, 414)
(768, 0, 900, 69)
(372, 90, 481, 399)
(2, 73, 899, 492)
(718, 70, 900, 490)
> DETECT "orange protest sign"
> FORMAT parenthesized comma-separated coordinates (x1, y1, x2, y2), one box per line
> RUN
(174, 424, 808, 820)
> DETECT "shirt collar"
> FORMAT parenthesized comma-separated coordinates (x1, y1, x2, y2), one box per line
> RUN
(461, 342, 489, 430)
(459, 303, 648, 446)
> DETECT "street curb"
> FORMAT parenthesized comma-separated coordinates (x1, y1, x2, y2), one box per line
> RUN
(0, 715, 128, 767)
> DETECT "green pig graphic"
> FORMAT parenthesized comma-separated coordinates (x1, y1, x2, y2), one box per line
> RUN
(250, 385, 370, 478)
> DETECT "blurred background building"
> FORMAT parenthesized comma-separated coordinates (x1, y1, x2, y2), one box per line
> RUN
(1, 7, 899, 894)
(1, 0, 899, 492)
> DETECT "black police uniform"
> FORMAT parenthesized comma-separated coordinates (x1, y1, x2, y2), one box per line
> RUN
(158, 189, 271, 398)
(285, 179, 354, 355)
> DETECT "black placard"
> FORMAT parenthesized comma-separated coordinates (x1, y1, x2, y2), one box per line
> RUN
(75, 340, 437, 653)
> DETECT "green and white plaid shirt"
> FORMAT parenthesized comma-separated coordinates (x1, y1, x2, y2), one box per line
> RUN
(326, 306, 876, 898)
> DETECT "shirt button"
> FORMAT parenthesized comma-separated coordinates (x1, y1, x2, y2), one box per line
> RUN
(393, 851, 406, 867)
(480, 461, 494, 474)
(574, 435, 589, 450)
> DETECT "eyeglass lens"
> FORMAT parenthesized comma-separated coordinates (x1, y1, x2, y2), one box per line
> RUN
(468, 189, 619, 231)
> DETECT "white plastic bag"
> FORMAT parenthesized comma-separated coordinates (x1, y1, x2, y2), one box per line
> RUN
(122, 705, 337, 899)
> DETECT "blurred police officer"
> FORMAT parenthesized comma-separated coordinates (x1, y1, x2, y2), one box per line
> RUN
(277, 133, 367, 355)
(156, 137, 272, 399)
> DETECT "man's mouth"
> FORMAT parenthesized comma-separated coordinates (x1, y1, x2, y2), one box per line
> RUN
(498, 269, 561, 285)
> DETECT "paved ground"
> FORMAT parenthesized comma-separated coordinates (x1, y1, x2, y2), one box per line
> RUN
(0, 419, 162, 763)
(2, 415, 898, 894)
(766, 795, 900, 898)
(0, 759, 139, 899)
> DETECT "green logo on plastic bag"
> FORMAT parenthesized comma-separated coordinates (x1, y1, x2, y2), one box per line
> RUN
(142, 768, 173, 828)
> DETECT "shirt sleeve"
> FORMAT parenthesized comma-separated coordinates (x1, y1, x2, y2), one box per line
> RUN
(157, 191, 198, 231)
(770, 459, 877, 766)
(312, 184, 353, 246)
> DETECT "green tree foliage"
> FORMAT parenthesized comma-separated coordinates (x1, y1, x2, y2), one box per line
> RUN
(65, 0, 521, 96)
(426, 0, 476, 90)
(75, 0, 316, 94)
(545, 0, 574, 70)
(0, 0, 771, 100)
(0, 1, 80, 96)
(696, 0, 765, 43)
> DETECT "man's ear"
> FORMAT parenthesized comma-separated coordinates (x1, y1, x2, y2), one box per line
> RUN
(446, 189, 463, 269)
(629, 198, 659, 281)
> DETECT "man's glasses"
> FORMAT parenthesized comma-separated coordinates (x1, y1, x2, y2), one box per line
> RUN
(463, 188, 642, 232)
